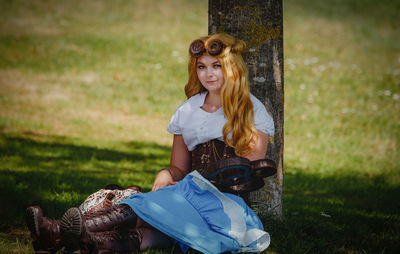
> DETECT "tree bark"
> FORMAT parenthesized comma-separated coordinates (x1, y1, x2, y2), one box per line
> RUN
(208, 0, 284, 217)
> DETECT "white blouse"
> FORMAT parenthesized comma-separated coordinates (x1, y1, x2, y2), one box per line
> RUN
(167, 92, 274, 151)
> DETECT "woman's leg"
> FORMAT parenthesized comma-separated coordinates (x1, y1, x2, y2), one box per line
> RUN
(61, 204, 137, 235)
(60, 205, 172, 252)
(136, 218, 173, 251)
(60, 204, 137, 251)
(26, 186, 142, 253)
(77, 226, 172, 253)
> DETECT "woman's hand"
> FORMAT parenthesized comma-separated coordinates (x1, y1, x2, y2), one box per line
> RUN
(151, 169, 177, 192)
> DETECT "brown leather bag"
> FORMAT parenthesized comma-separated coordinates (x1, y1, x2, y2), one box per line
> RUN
(191, 139, 277, 194)
(79, 184, 141, 215)
(200, 157, 277, 194)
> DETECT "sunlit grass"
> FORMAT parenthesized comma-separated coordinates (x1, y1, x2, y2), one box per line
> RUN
(284, 0, 400, 178)
(280, 1, 400, 252)
(0, 0, 399, 253)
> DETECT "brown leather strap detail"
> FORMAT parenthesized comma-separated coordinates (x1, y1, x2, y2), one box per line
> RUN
(199, 156, 250, 178)
(85, 204, 137, 233)
(251, 159, 277, 178)
(217, 177, 265, 194)
(191, 139, 236, 173)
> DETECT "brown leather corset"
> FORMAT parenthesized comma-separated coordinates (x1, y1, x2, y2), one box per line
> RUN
(191, 139, 236, 174)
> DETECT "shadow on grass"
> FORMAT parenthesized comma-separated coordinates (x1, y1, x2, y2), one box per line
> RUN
(263, 169, 400, 253)
(1, 134, 399, 253)
(0, 135, 169, 170)
(0, 134, 171, 230)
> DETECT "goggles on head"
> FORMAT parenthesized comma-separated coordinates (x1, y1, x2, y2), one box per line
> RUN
(189, 39, 226, 58)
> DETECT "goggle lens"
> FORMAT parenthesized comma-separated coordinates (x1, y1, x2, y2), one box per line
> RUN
(189, 39, 225, 58)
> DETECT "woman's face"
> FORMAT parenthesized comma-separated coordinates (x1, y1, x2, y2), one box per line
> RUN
(196, 55, 224, 94)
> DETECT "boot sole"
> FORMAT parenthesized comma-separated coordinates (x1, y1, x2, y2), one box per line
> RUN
(60, 207, 83, 251)
(26, 207, 60, 253)
(25, 207, 40, 240)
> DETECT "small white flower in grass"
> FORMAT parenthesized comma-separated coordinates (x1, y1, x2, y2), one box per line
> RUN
(312, 66, 324, 73)
(341, 108, 349, 114)
(393, 69, 400, 76)
(171, 50, 179, 57)
(83, 73, 97, 84)
(372, 104, 378, 111)
(311, 67, 318, 73)
(393, 94, 400, 100)
(320, 212, 331, 218)
(384, 90, 392, 96)
(300, 84, 306, 90)
(286, 58, 294, 64)
(304, 59, 311, 66)
(328, 61, 340, 68)
(154, 64, 162, 70)
(311, 57, 319, 64)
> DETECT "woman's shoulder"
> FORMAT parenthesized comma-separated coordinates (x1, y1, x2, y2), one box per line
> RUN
(249, 93, 275, 136)
(167, 92, 206, 135)
(249, 93, 265, 109)
(175, 92, 206, 112)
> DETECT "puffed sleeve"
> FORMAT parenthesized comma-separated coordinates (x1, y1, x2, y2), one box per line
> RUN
(252, 97, 275, 137)
(167, 107, 182, 135)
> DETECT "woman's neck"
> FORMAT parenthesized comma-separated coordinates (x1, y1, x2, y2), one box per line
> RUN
(201, 91, 221, 113)
(205, 91, 221, 106)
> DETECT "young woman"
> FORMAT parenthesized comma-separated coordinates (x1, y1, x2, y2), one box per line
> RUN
(26, 33, 275, 253)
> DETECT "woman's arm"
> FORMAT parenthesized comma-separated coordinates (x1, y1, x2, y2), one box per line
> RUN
(246, 130, 269, 161)
(151, 135, 190, 192)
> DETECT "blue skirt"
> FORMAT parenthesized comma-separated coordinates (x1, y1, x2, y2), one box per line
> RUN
(120, 171, 270, 253)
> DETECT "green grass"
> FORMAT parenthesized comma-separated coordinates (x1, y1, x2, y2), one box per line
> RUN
(0, 0, 399, 253)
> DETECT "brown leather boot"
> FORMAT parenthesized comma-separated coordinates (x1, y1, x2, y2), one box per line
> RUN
(80, 229, 142, 254)
(25, 206, 62, 254)
(60, 204, 137, 250)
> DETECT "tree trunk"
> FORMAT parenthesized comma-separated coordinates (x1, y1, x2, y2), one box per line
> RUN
(208, 0, 284, 217)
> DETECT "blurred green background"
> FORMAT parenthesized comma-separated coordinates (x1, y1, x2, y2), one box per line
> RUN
(0, 0, 399, 253)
